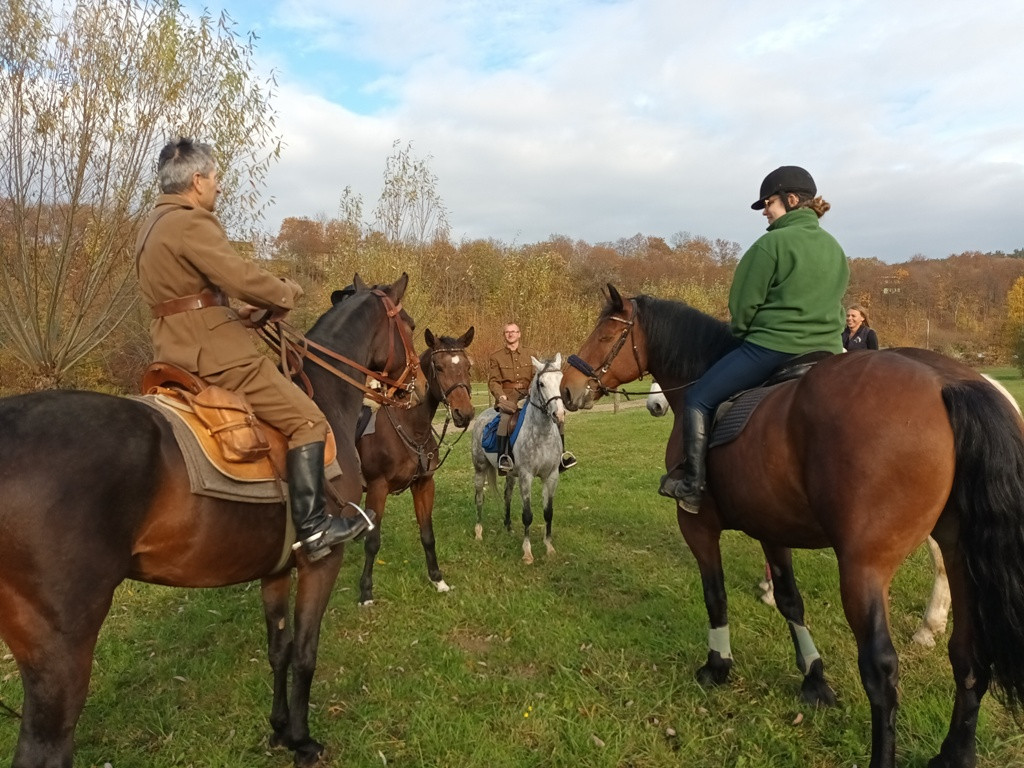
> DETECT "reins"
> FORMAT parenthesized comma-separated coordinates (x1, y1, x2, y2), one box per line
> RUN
(256, 289, 420, 409)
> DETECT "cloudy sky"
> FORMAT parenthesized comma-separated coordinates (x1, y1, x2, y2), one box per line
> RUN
(187, 0, 1024, 263)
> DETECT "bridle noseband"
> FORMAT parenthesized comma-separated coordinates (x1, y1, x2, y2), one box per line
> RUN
(566, 298, 645, 398)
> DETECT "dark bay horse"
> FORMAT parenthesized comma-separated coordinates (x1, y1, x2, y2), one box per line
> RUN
(356, 327, 476, 605)
(562, 285, 1024, 768)
(0, 274, 417, 768)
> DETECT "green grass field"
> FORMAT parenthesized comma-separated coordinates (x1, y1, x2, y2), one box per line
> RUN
(2, 377, 1024, 767)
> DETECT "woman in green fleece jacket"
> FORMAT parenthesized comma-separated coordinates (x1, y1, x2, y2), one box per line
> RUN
(659, 166, 850, 512)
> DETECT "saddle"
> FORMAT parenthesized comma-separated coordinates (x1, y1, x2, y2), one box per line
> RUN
(140, 362, 337, 483)
(709, 351, 832, 449)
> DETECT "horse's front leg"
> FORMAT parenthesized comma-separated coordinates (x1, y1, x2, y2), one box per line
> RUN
(518, 471, 535, 564)
(676, 507, 732, 685)
(761, 543, 837, 707)
(410, 475, 449, 592)
(540, 468, 558, 557)
(358, 480, 388, 606)
(288, 554, 345, 767)
(261, 572, 294, 749)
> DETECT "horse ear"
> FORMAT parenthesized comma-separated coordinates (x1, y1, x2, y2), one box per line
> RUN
(352, 273, 367, 290)
(389, 272, 409, 302)
(607, 284, 624, 311)
(424, 328, 436, 347)
(553, 352, 562, 369)
(531, 355, 543, 371)
(460, 326, 475, 347)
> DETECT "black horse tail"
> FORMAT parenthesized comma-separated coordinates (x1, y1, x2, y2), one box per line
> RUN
(943, 379, 1024, 710)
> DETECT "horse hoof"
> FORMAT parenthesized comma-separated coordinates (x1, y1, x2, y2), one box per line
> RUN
(434, 579, 451, 593)
(359, 599, 374, 607)
(474, 524, 483, 541)
(294, 739, 326, 767)
(799, 679, 837, 708)
(912, 627, 937, 648)
(695, 664, 730, 687)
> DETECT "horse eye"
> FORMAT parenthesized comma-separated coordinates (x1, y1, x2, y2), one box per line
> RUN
(599, 335, 613, 343)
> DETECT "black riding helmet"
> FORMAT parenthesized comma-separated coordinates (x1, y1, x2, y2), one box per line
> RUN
(751, 166, 816, 210)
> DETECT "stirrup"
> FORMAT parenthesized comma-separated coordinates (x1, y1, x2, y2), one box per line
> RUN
(559, 451, 577, 471)
(293, 503, 376, 562)
(497, 453, 514, 475)
(658, 474, 702, 513)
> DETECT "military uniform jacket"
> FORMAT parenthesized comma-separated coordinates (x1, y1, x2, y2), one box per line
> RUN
(487, 345, 538, 405)
(136, 194, 302, 376)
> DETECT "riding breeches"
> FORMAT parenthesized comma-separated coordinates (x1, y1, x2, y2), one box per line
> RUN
(686, 341, 794, 417)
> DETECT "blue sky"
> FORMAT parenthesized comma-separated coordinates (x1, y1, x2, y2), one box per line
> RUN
(188, 0, 1024, 263)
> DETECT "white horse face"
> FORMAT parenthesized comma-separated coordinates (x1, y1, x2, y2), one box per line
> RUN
(646, 380, 669, 417)
(532, 355, 565, 426)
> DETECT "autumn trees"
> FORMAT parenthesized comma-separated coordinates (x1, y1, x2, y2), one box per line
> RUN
(0, 0, 280, 387)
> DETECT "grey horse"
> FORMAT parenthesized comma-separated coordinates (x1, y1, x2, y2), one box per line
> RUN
(471, 354, 565, 563)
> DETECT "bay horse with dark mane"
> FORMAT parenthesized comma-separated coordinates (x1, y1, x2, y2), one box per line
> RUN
(562, 285, 1024, 768)
(0, 274, 417, 768)
(356, 327, 476, 605)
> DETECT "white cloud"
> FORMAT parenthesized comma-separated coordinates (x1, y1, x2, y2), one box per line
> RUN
(202, 0, 1024, 261)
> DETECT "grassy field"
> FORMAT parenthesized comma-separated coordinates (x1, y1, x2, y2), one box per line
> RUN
(3, 377, 1024, 767)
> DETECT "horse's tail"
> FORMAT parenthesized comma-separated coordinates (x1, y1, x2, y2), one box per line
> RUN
(943, 379, 1024, 710)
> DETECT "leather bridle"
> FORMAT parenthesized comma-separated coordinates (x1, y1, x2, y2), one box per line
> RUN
(257, 289, 420, 408)
(566, 298, 645, 398)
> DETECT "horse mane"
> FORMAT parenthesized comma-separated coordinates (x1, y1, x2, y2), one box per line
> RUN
(624, 294, 739, 382)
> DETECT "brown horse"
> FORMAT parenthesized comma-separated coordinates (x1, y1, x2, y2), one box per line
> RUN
(562, 285, 1024, 768)
(356, 327, 476, 605)
(0, 274, 418, 768)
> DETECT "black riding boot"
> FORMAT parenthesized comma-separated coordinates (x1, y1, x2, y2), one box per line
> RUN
(558, 433, 577, 472)
(288, 442, 374, 562)
(497, 433, 514, 475)
(658, 408, 710, 514)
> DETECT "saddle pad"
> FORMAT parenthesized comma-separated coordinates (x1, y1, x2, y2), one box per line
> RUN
(136, 395, 341, 503)
(481, 406, 527, 454)
(708, 385, 776, 449)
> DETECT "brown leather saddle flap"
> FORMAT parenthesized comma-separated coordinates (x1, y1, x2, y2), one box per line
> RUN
(142, 363, 336, 481)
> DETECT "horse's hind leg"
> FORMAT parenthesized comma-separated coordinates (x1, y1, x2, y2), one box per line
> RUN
(913, 536, 950, 648)
(838, 559, 900, 768)
(926, 537, 988, 768)
(261, 572, 294, 750)
(3, 588, 113, 768)
(761, 543, 837, 707)
(411, 477, 449, 593)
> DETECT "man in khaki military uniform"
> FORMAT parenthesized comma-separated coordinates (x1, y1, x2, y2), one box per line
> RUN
(136, 137, 371, 561)
(486, 322, 577, 475)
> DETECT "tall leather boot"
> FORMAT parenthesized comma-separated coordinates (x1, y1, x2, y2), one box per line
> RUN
(658, 408, 710, 514)
(497, 433, 514, 475)
(288, 442, 373, 562)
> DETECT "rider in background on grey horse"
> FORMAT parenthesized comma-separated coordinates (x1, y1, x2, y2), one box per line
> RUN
(136, 137, 372, 561)
(487, 322, 577, 475)
(658, 166, 849, 513)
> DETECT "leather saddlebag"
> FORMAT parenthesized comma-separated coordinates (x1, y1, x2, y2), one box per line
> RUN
(184, 386, 271, 463)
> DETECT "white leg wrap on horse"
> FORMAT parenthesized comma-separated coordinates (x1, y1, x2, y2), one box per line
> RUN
(708, 625, 732, 659)
(789, 621, 820, 674)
